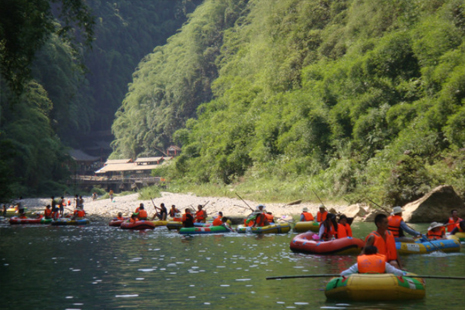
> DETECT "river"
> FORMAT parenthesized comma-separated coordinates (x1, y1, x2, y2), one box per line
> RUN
(0, 221, 464, 309)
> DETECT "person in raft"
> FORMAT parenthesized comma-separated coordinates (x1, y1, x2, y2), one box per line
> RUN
(153, 203, 168, 220)
(300, 207, 314, 222)
(182, 208, 195, 227)
(388, 206, 422, 241)
(316, 205, 328, 222)
(212, 212, 223, 226)
(337, 214, 353, 238)
(426, 222, 446, 240)
(444, 209, 463, 233)
(129, 213, 138, 224)
(449, 220, 465, 235)
(137, 205, 148, 220)
(340, 245, 407, 276)
(318, 213, 338, 240)
(168, 205, 180, 219)
(116, 212, 125, 221)
(253, 209, 270, 227)
(365, 213, 402, 269)
(44, 205, 52, 219)
(221, 216, 233, 231)
(72, 207, 86, 220)
(194, 204, 207, 223)
(265, 211, 274, 223)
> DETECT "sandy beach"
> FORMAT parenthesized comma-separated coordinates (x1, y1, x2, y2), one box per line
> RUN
(13, 192, 349, 222)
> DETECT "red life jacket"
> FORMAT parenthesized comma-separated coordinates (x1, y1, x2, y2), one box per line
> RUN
(301, 212, 314, 222)
(387, 215, 402, 238)
(357, 254, 386, 274)
(44, 209, 52, 218)
(366, 231, 397, 261)
(317, 211, 327, 222)
(77, 210, 85, 217)
(117, 216, 125, 220)
(447, 217, 463, 232)
(212, 216, 223, 226)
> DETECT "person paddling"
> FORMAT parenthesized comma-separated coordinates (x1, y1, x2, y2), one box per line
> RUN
(340, 245, 406, 276)
(388, 206, 421, 241)
(364, 213, 402, 269)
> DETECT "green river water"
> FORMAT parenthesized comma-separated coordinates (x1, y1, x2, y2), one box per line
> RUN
(0, 221, 464, 310)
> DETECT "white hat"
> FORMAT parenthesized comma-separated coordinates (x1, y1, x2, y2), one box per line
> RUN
(392, 206, 403, 214)
(302, 207, 309, 212)
(428, 222, 444, 231)
(319, 204, 325, 209)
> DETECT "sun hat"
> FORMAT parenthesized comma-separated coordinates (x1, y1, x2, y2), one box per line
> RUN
(427, 222, 444, 231)
(302, 207, 309, 212)
(392, 206, 403, 214)
(319, 204, 325, 209)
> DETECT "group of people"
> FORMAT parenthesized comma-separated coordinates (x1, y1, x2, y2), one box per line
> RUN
(43, 196, 86, 220)
(242, 205, 275, 228)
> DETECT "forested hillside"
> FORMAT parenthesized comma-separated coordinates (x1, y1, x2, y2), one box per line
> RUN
(112, 0, 465, 205)
(0, 0, 201, 199)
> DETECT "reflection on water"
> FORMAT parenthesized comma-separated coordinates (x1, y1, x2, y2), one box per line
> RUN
(0, 221, 463, 309)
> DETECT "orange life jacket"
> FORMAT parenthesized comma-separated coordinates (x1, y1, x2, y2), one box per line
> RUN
(387, 215, 402, 238)
(77, 210, 85, 217)
(130, 217, 137, 223)
(212, 216, 223, 226)
(44, 209, 52, 218)
(265, 213, 274, 223)
(366, 231, 397, 261)
(244, 217, 255, 227)
(427, 229, 443, 239)
(456, 222, 464, 232)
(138, 210, 148, 219)
(357, 254, 386, 274)
(255, 214, 267, 227)
(301, 212, 314, 222)
(195, 210, 206, 222)
(117, 216, 125, 220)
(317, 211, 327, 222)
(337, 223, 352, 238)
(169, 208, 180, 218)
(135, 207, 140, 213)
(447, 217, 463, 232)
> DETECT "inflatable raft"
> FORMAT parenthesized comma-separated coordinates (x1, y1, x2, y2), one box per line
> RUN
(396, 236, 461, 254)
(290, 231, 365, 255)
(293, 221, 320, 233)
(454, 232, 465, 242)
(109, 218, 126, 227)
(325, 273, 425, 301)
(179, 225, 233, 235)
(236, 223, 291, 234)
(166, 221, 183, 230)
(120, 220, 157, 230)
(51, 218, 90, 226)
(9, 216, 52, 225)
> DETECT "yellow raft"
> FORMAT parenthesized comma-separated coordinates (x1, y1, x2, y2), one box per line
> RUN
(293, 221, 320, 232)
(237, 222, 291, 234)
(325, 273, 425, 301)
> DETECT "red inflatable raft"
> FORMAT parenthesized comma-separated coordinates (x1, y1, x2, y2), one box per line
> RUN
(120, 220, 156, 230)
(290, 231, 365, 255)
(9, 215, 52, 225)
(109, 218, 127, 227)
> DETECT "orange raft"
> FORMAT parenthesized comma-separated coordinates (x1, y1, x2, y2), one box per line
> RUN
(290, 231, 365, 255)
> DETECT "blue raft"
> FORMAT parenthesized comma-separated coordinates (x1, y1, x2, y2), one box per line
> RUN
(396, 236, 460, 254)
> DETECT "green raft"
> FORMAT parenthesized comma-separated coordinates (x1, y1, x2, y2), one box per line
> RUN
(237, 222, 291, 234)
(179, 225, 232, 235)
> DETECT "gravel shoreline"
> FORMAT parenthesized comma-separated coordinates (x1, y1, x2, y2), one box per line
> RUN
(14, 192, 349, 222)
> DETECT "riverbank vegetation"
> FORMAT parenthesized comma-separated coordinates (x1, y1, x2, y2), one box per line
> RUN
(113, 0, 465, 206)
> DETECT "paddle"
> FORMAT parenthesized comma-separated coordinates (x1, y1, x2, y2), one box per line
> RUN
(235, 193, 254, 212)
(266, 274, 465, 280)
(312, 190, 325, 208)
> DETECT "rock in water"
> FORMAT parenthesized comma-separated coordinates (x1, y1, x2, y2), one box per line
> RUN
(402, 185, 464, 223)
